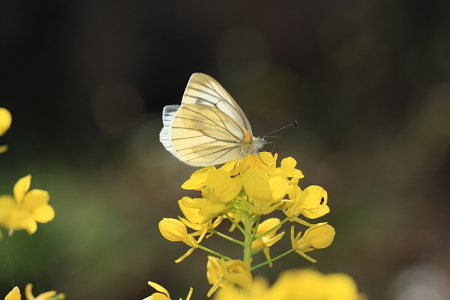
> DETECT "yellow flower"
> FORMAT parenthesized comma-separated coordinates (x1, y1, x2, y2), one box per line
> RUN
(252, 218, 285, 267)
(181, 161, 238, 191)
(178, 198, 222, 242)
(291, 223, 335, 262)
(278, 157, 304, 179)
(220, 259, 252, 289)
(206, 257, 252, 297)
(214, 269, 365, 300)
(285, 185, 329, 219)
(242, 167, 287, 215)
(5, 287, 20, 300)
(159, 218, 198, 248)
(181, 166, 216, 190)
(204, 169, 242, 204)
(269, 269, 365, 300)
(179, 196, 226, 223)
(159, 218, 198, 263)
(25, 284, 65, 300)
(0, 108, 12, 153)
(0, 175, 55, 234)
(239, 152, 275, 174)
(182, 167, 243, 221)
(144, 281, 193, 300)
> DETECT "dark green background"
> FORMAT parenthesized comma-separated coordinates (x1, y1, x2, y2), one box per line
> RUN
(1, 1, 450, 299)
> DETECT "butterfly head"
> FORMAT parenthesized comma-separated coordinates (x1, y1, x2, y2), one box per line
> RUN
(241, 136, 265, 157)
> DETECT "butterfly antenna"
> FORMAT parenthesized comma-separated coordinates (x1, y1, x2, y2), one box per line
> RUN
(264, 135, 282, 139)
(263, 121, 297, 139)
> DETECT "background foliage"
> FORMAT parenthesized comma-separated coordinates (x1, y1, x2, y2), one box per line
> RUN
(1, 1, 450, 299)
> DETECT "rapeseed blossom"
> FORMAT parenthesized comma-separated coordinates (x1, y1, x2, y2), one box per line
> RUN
(4, 284, 64, 300)
(0, 175, 55, 235)
(156, 152, 351, 297)
(213, 269, 366, 300)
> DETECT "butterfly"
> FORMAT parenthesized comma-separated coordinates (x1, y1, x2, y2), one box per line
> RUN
(159, 73, 265, 167)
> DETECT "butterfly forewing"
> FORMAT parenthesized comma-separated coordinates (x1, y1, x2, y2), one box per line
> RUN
(181, 73, 253, 135)
(170, 103, 247, 166)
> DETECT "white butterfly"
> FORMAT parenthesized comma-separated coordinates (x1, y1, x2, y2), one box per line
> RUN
(160, 73, 265, 167)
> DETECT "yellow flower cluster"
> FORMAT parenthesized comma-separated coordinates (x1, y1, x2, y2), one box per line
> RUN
(181, 152, 305, 217)
(179, 152, 330, 222)
(0, 175, 55, 236)
(5, 284, 65, 300)
(213, 269, 366, 300)
(158, 152, 337, 296)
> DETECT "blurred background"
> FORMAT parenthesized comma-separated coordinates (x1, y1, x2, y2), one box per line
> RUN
(1, 0, 450, 299)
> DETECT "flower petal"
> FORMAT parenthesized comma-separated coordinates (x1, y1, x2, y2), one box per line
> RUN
(5, 286, 20, 300)
(22, 189, 50, 211)
(23, 218, 38, 234)
(268, 176, 288, 201)
(304, 223, 335, 249)
(14, 175, 32, 203)
(147, 281, 170, 298)
(33, 204, 55, 223)
(218, 176, 242, 203)
(0, 195, 16, 222)
(0, 108, 12, 137)
(243, 168, 271, 201)
(206, 169, 230, 195)
(182, 167, 215, 190)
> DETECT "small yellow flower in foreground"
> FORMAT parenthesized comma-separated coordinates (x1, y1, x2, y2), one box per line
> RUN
(5, 287, 20, 300)
(214, 269, 366, 300)
(159, 218, 198, 248)
(159, 218, 199, 263)
(252, 218, 285, 267)
(242, 167, 286, 215)
(0, 108, 12, 153)
(291, 223, 335, 262)
(204, 169, 242, 204)
(278, 157, 304, 179)
(207, 257, 252, 297)
(181, 161, 237, 191)
(0, 175, 55, 234)
(220, 259, 252, 288)
(144, 281, 193, 300)
(285, 185, 329, 219)
(25, 284, 65, 300)
(239, 152, 275, 174)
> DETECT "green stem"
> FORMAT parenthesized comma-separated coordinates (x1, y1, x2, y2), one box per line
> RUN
(242, 212, 255, 265)
(251, 215, 261, 238)
(198, 245, 233, 261)
(250, 249, 295, 271)
(225, 213, 245, 234)
(253, 217, 290, 242)
(210, 229, 244, 245)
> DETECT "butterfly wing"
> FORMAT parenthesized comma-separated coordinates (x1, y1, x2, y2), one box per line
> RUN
(160, 103, 249, 167)
(181, 73, 253, 136)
